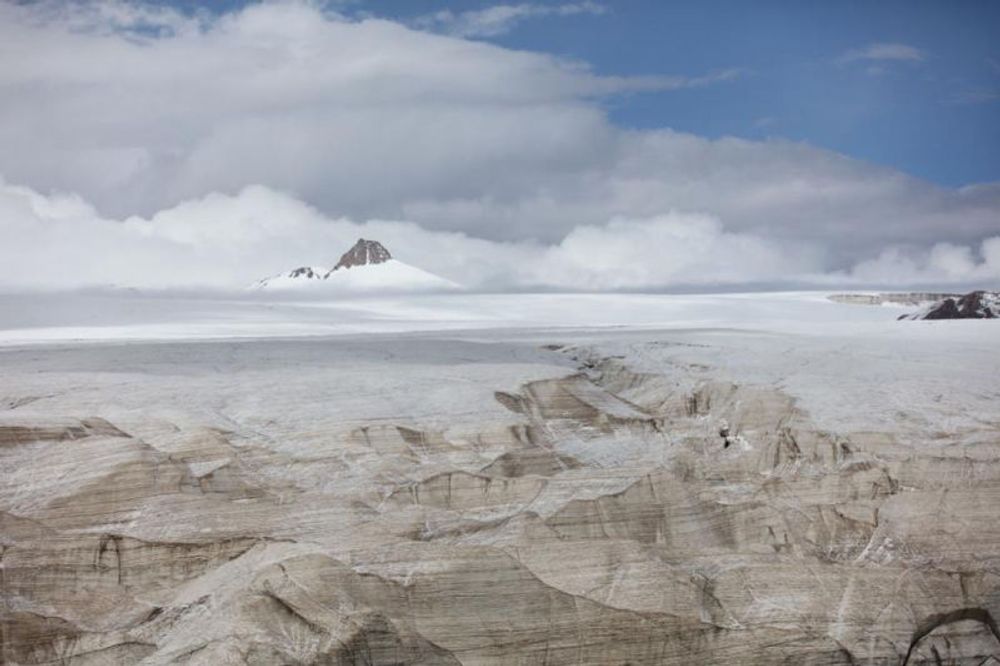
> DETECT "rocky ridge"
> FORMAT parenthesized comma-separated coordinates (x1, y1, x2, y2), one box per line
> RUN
(899, 290, 1000, 320)
(328, 238, 392, 274)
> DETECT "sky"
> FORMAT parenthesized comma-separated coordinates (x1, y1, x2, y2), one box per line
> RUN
(0, 0, 998, 290)
(375, 0, 1000, 187)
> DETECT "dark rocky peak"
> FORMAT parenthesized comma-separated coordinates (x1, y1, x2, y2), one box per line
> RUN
(901, 290, 1000, 320)
(332, 239, 392, 271)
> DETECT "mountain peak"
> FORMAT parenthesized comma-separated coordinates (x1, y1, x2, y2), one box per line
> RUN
(333, 238, 392, 272)
(254, 237, 459, 291)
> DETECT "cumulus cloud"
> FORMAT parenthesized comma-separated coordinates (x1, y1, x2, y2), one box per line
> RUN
(0, 0, 724, 222)
(0, 2, 998, 291)
(16, 0, 207, 37)
(526, 215, 824, 289)
(837, 42, 925, 64)
(0, 178, 800, 290)
(846, 238, 1000, 286)
(413, 2, 607, 38)
(2, 178, 997, 292)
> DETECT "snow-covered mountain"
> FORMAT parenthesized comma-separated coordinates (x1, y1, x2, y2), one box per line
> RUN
(253, 239, 459, 292)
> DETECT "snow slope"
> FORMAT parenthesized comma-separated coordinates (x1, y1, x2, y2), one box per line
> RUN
(252, 266, 326, 289)
(0, 290, 995, 347)
(254, 259, 458, 292)
(320, 258, 459, 292)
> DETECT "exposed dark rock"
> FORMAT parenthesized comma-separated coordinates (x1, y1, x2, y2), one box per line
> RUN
(900, 290, 1000, 320)
(330, 238, 392, 272)
(286, 266, 323, 279)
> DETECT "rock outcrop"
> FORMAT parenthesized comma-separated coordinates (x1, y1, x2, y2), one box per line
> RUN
(285, 266, 324, 280)
(900, 290, 1000, 320)
(328, 238, 393, 273)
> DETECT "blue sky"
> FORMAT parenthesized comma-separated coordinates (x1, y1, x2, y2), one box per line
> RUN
(147, 0, 1000, 187)
(2, 0, 999, 290)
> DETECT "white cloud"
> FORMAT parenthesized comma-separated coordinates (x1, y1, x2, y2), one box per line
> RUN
(2, 179, 997, 292)
(0, 178, 805, 290)
(847, 237, 1000, 286)
(837, 42, 925, 64)
(17, 0, 207, 37)
(527, 214, 824, 289)
(0, 0, 706, 220)
(414, 2, 607, 38)
(0, 2, 997, 291)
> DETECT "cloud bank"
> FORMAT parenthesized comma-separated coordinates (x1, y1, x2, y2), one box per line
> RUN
(0, 1, 998, 291)
(2, 179, 997, 291)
